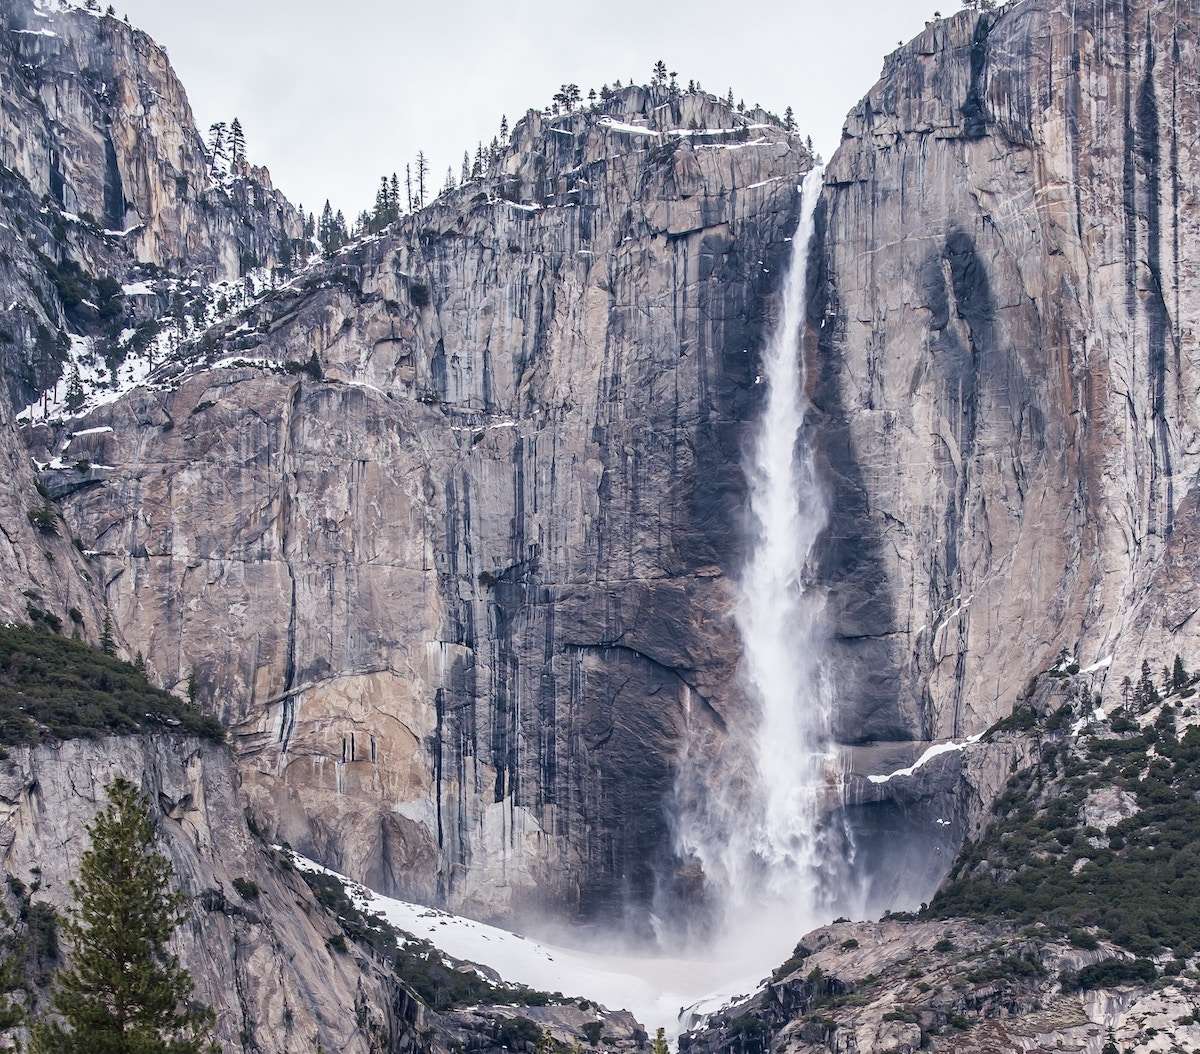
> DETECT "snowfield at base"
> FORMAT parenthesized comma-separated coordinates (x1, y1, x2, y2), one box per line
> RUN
(287, 852, 762, 1038)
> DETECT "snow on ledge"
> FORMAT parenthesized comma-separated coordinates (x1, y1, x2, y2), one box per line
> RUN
(867, 732, 985, 784)
(597, 116, 659, 137)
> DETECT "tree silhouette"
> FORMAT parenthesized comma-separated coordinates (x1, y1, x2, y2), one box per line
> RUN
(31, 778, 216, 1053)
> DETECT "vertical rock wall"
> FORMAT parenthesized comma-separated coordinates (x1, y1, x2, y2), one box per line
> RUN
(47, 92, 814, 920)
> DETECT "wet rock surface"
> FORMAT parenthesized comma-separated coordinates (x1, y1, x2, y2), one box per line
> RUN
(29, 77, 814, 919)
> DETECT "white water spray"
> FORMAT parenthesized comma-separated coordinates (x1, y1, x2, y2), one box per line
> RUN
(674, 165, 852, 955)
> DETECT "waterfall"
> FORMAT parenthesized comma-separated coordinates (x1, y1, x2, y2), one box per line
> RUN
(672, 165, 853, 961)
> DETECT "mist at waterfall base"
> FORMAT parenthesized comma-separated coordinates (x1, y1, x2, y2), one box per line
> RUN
(518, 168, 866, 1031)
(665, 164, 862, 997)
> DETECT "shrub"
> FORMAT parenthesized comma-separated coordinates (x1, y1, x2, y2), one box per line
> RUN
(28, 504, 58, 535)
(496, 1017, 542, 1048)
(231, 878, 260, 901)
(0, 623, 224, 745)
(1070, 958, 1156, 991)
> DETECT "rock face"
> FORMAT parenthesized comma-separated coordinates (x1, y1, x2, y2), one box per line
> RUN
(0, 733, 646, 1053)
(806, 0, 1200, 906)
(0, 0, 299, 278)
(0, 734, 427, 1053)
(4, 0, 1200, 952)
(38, 87, 813, 920)
(814, 0, 1200, 747)
(680, 916, 1200, 1054)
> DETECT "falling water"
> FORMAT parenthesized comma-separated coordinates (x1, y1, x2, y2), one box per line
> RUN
(672, 165, 853, 966)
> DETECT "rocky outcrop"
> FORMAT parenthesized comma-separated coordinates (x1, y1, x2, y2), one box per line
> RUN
(805, 0, 1200, 903)
(35, 87, 813, 921)
(680, 916, 1200, 1054)
(814, 0, 1200, 745)
(0, 734, 427, 1053)
(0, 0, 300, 278)
(0, 732, 649, 1052)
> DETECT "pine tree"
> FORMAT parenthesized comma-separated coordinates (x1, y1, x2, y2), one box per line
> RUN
(206, 121, 227, 176)
(652, 60, 667, 84)
(389, 172, 400, 217)
(64, 362, 85, 414)
(415, 151, 428, 208)
(134, 650, 146, 674)
(1172, 654, 1188, 691)
(405, 164, 413, 212)
(1120, 675, 1133, 709)
(229, 117, 246, 168)
(784, 105, 796, 131)
(726, 87, 734, 107)
(499, 114, 509, 138)
(318, 200, 335, 254)
(461, 151, 471, 184)
(99, 611, 114, 655)
(1135, 659, 1159, 708)
(650, 1027, 669, 1054)
(30, 778, 216, 1054)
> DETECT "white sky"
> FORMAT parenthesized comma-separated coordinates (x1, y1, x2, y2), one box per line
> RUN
(118, 0, 943, 217)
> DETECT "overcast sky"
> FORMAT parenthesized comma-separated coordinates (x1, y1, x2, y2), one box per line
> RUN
(118, 0, 942, 217)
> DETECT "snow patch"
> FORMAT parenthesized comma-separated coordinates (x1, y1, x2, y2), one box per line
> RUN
(597, 117, 659, 137)
(286, 852, 766, 1039)
(867, 732, 985, 784)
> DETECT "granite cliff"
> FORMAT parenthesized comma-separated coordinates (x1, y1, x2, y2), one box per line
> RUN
(1, 0, 1199, 1047)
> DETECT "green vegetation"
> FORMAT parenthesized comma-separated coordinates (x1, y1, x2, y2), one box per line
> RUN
(0, 623, 223, 745)
(496, 1016, 542, 1049)
(30, 778, 216, 1053)
(295, 863, 561, 1011)
(1068, 957, 1156, 991)
(929, 655, 1200, 964)
(230, 878, 259, 901)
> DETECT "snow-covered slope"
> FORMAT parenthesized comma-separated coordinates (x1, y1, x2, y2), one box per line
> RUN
(288, 852, 766, 1037)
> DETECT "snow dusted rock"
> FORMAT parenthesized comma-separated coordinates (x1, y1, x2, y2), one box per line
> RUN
(681, 917, 1200, 1054)
(0, 0, 300, 276)
(40, 85, 814, 921)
